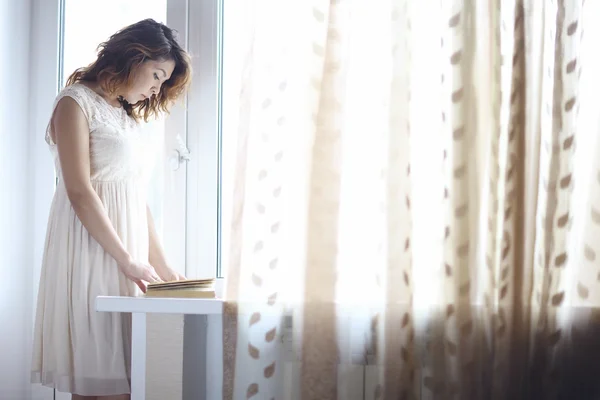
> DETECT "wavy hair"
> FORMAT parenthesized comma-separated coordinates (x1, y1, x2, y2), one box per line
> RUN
(65, 18, 192, 121)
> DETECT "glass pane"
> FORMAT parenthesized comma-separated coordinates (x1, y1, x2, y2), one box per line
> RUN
(61, 0, 168, 235)
(61, 1, 168, 88)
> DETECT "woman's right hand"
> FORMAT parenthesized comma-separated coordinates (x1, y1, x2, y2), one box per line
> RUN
(118, 258, 162, 293)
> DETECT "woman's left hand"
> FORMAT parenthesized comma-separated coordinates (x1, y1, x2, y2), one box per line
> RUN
(154, 265, 187, 282)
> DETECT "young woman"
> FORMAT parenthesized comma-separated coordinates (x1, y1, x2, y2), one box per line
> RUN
(31, 19, 192, 400)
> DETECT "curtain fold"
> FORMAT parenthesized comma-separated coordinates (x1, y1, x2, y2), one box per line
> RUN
(222, 0, 600, 398)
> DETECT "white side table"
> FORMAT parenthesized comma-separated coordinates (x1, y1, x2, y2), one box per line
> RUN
(95, 296, 223, 400)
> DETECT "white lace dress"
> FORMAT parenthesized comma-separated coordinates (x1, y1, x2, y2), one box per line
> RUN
(31, 82, 155, 396)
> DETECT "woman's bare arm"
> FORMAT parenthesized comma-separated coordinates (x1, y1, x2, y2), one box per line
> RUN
(53, 97, 132, 266)
(147, 204, 168, 270)
(147, 205, 186, 281)
(52, 96, 160, 288)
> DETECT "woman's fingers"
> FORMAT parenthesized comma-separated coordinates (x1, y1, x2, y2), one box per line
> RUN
(135, 279, 147, 293)
(143, 270, 153, 281)
(123, 261, 166, 292)
(143, 271, 158, 283)
(147, 267, 161, 282)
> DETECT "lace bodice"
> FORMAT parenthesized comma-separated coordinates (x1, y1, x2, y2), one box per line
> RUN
(46, 82, 155, 183)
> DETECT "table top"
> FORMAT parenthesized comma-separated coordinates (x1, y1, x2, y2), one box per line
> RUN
(95, 295, 224, 315)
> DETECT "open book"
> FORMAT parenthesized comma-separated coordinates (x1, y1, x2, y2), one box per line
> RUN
(144, 278, 216, 298)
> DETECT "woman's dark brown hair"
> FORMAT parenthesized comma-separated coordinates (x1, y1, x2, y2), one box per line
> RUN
(65, 18, 192, 122)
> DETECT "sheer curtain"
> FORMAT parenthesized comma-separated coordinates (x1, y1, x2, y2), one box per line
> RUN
(221, 0, 600, 398)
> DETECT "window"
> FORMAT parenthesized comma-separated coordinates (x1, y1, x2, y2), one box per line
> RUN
(219, 0, 246, 279)
(59, 0, 224, 280)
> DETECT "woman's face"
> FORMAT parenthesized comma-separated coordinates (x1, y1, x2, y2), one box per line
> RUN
(123, 58, 176, 104)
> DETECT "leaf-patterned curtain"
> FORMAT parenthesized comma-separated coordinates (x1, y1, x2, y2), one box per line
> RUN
(221, 0, 600, 398)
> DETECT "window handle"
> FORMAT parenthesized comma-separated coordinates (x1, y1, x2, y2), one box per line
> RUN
(169, 134, 191, 171)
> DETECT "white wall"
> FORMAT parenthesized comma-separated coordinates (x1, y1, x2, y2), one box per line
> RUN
(29, 0, 62, 398)
(0, 1, 61, 399)
(0, 0, 34, 399)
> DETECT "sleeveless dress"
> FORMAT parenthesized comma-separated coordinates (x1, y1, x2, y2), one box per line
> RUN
(31, 82, 155, 396)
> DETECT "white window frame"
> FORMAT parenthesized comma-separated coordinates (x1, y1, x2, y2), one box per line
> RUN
(160, 0, 190, 277)
(182, 0, 224, 280)
(161, 0, 224, 281)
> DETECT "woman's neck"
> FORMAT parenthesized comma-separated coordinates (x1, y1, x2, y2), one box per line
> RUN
(85, 81, 122, 108)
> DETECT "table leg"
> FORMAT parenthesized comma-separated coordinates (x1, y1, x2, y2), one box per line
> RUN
(182, 315, 207, 399)
(131, 312, 147, 400)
